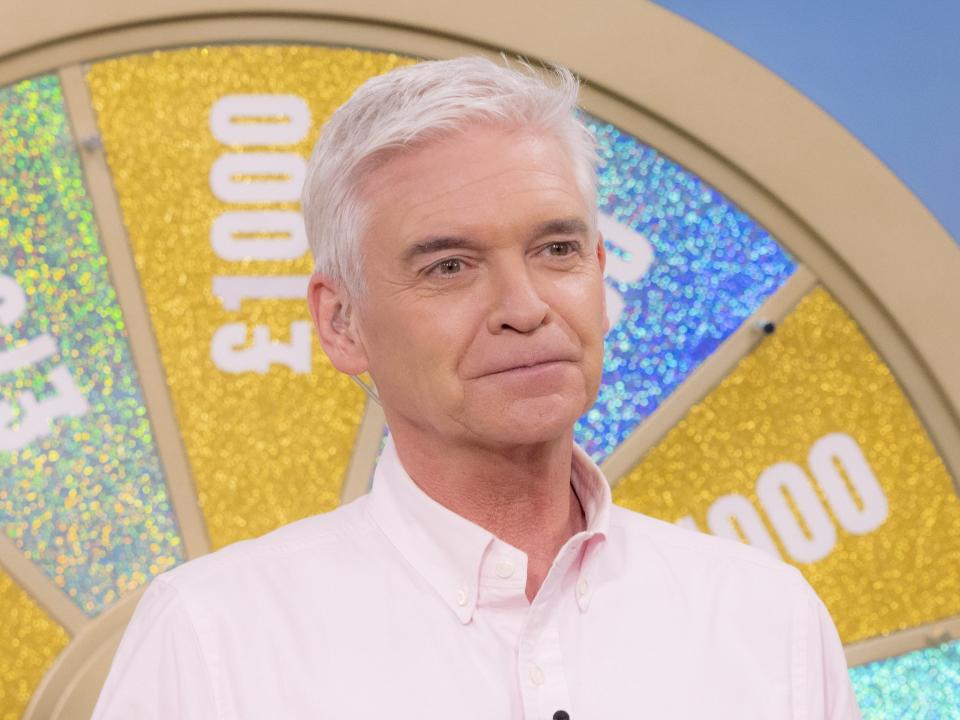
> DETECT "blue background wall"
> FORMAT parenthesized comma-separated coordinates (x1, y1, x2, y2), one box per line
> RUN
(653, 1, 960, 247)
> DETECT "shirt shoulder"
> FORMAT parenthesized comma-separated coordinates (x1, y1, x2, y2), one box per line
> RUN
(158, 495, 378, 600)
(608, 504, 807, 592)
(96, 495, 423, 718)
(596, 507, 860, 719)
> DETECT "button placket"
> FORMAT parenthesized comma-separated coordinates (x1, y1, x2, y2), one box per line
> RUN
(517, 614, 544, 718)
(517, 584, 575, 720)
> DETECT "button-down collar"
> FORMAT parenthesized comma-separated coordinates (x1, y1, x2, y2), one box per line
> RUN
(367, 437, 611, 624)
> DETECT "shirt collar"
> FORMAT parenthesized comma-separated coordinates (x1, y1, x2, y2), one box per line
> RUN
(367, 436, 611, 624)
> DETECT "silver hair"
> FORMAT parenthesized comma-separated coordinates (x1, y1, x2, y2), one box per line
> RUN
(300, 56, 599, 297)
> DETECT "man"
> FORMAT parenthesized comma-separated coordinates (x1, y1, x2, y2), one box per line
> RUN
(94, 57, 860, 719)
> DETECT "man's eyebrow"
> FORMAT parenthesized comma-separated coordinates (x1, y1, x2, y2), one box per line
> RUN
(531, 217, 590, 239)
(402, 236, 481, 264)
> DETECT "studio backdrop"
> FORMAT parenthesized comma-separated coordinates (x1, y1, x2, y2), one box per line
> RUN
(1, 2, 959, 718)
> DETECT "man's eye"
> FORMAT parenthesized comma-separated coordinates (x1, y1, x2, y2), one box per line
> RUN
(545, 241, 578, 257)
(430, 258, 463, 275)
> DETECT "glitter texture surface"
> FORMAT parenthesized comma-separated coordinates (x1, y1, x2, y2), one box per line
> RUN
(0, 75, 182, 615)
(850, 640, 960, 719)
(86, 48, 412, 548)
(0, 568, 69, 719)
(613, 288, 960, 643)
(575, 118, 795, 460)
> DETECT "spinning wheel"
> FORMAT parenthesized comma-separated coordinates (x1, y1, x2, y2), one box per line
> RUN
(1, 5, 958, 718)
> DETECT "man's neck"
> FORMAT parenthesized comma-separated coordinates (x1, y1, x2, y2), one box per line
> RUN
(388, 425, 586, 602)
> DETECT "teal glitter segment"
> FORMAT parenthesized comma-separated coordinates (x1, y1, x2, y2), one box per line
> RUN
(574, 115, 795, 461)
(0, 75, 184, 615)
(850, 639, 960, 719)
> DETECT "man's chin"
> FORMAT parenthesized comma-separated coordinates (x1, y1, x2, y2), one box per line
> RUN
(469, 395, 584, 447)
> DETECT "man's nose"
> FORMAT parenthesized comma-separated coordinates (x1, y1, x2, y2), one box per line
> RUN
(486, 264, 550, 334)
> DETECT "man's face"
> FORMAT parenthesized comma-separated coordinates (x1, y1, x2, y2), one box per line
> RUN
(351, 124, 607, 449)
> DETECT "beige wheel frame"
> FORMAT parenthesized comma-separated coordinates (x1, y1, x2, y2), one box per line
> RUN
(1, 2, 958, 717)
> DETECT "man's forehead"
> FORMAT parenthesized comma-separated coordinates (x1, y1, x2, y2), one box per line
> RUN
(363, 123, 573, 188)
(355, 124, 592, 254)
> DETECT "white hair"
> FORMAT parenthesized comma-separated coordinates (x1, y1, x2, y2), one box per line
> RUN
(300, 56, 599, 297)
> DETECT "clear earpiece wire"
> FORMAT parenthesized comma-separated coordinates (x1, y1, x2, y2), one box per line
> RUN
(350, 374, 381, 406)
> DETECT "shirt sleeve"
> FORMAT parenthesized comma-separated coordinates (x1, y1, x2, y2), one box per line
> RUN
(92, 577, 219, 719)
(796, 582, 863, 720)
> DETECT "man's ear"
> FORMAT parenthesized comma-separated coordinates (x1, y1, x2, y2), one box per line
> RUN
(596, 231, 610, 334)
(307, 271, 369, 376)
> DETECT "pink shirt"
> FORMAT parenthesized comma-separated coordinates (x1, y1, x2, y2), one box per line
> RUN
(94, 439, 861, 719)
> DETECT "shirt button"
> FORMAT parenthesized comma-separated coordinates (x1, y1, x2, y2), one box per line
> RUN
(456, 587, 468, 607)
(495, 560, 515, 579)
(529, 664, 545, 686)
(577, 578, 589, 598)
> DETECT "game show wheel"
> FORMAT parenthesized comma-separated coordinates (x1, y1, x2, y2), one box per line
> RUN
(0, 6, 957, 719)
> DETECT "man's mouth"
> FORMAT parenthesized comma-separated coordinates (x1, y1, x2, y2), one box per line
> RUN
(476, 357, 577, 379)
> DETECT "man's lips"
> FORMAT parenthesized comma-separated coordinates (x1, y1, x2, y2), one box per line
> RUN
(471, 355, 578, 379)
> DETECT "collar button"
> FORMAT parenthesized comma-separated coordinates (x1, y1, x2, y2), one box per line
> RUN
(576, 578, 589, 598)
(529, 664, 545, 686)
